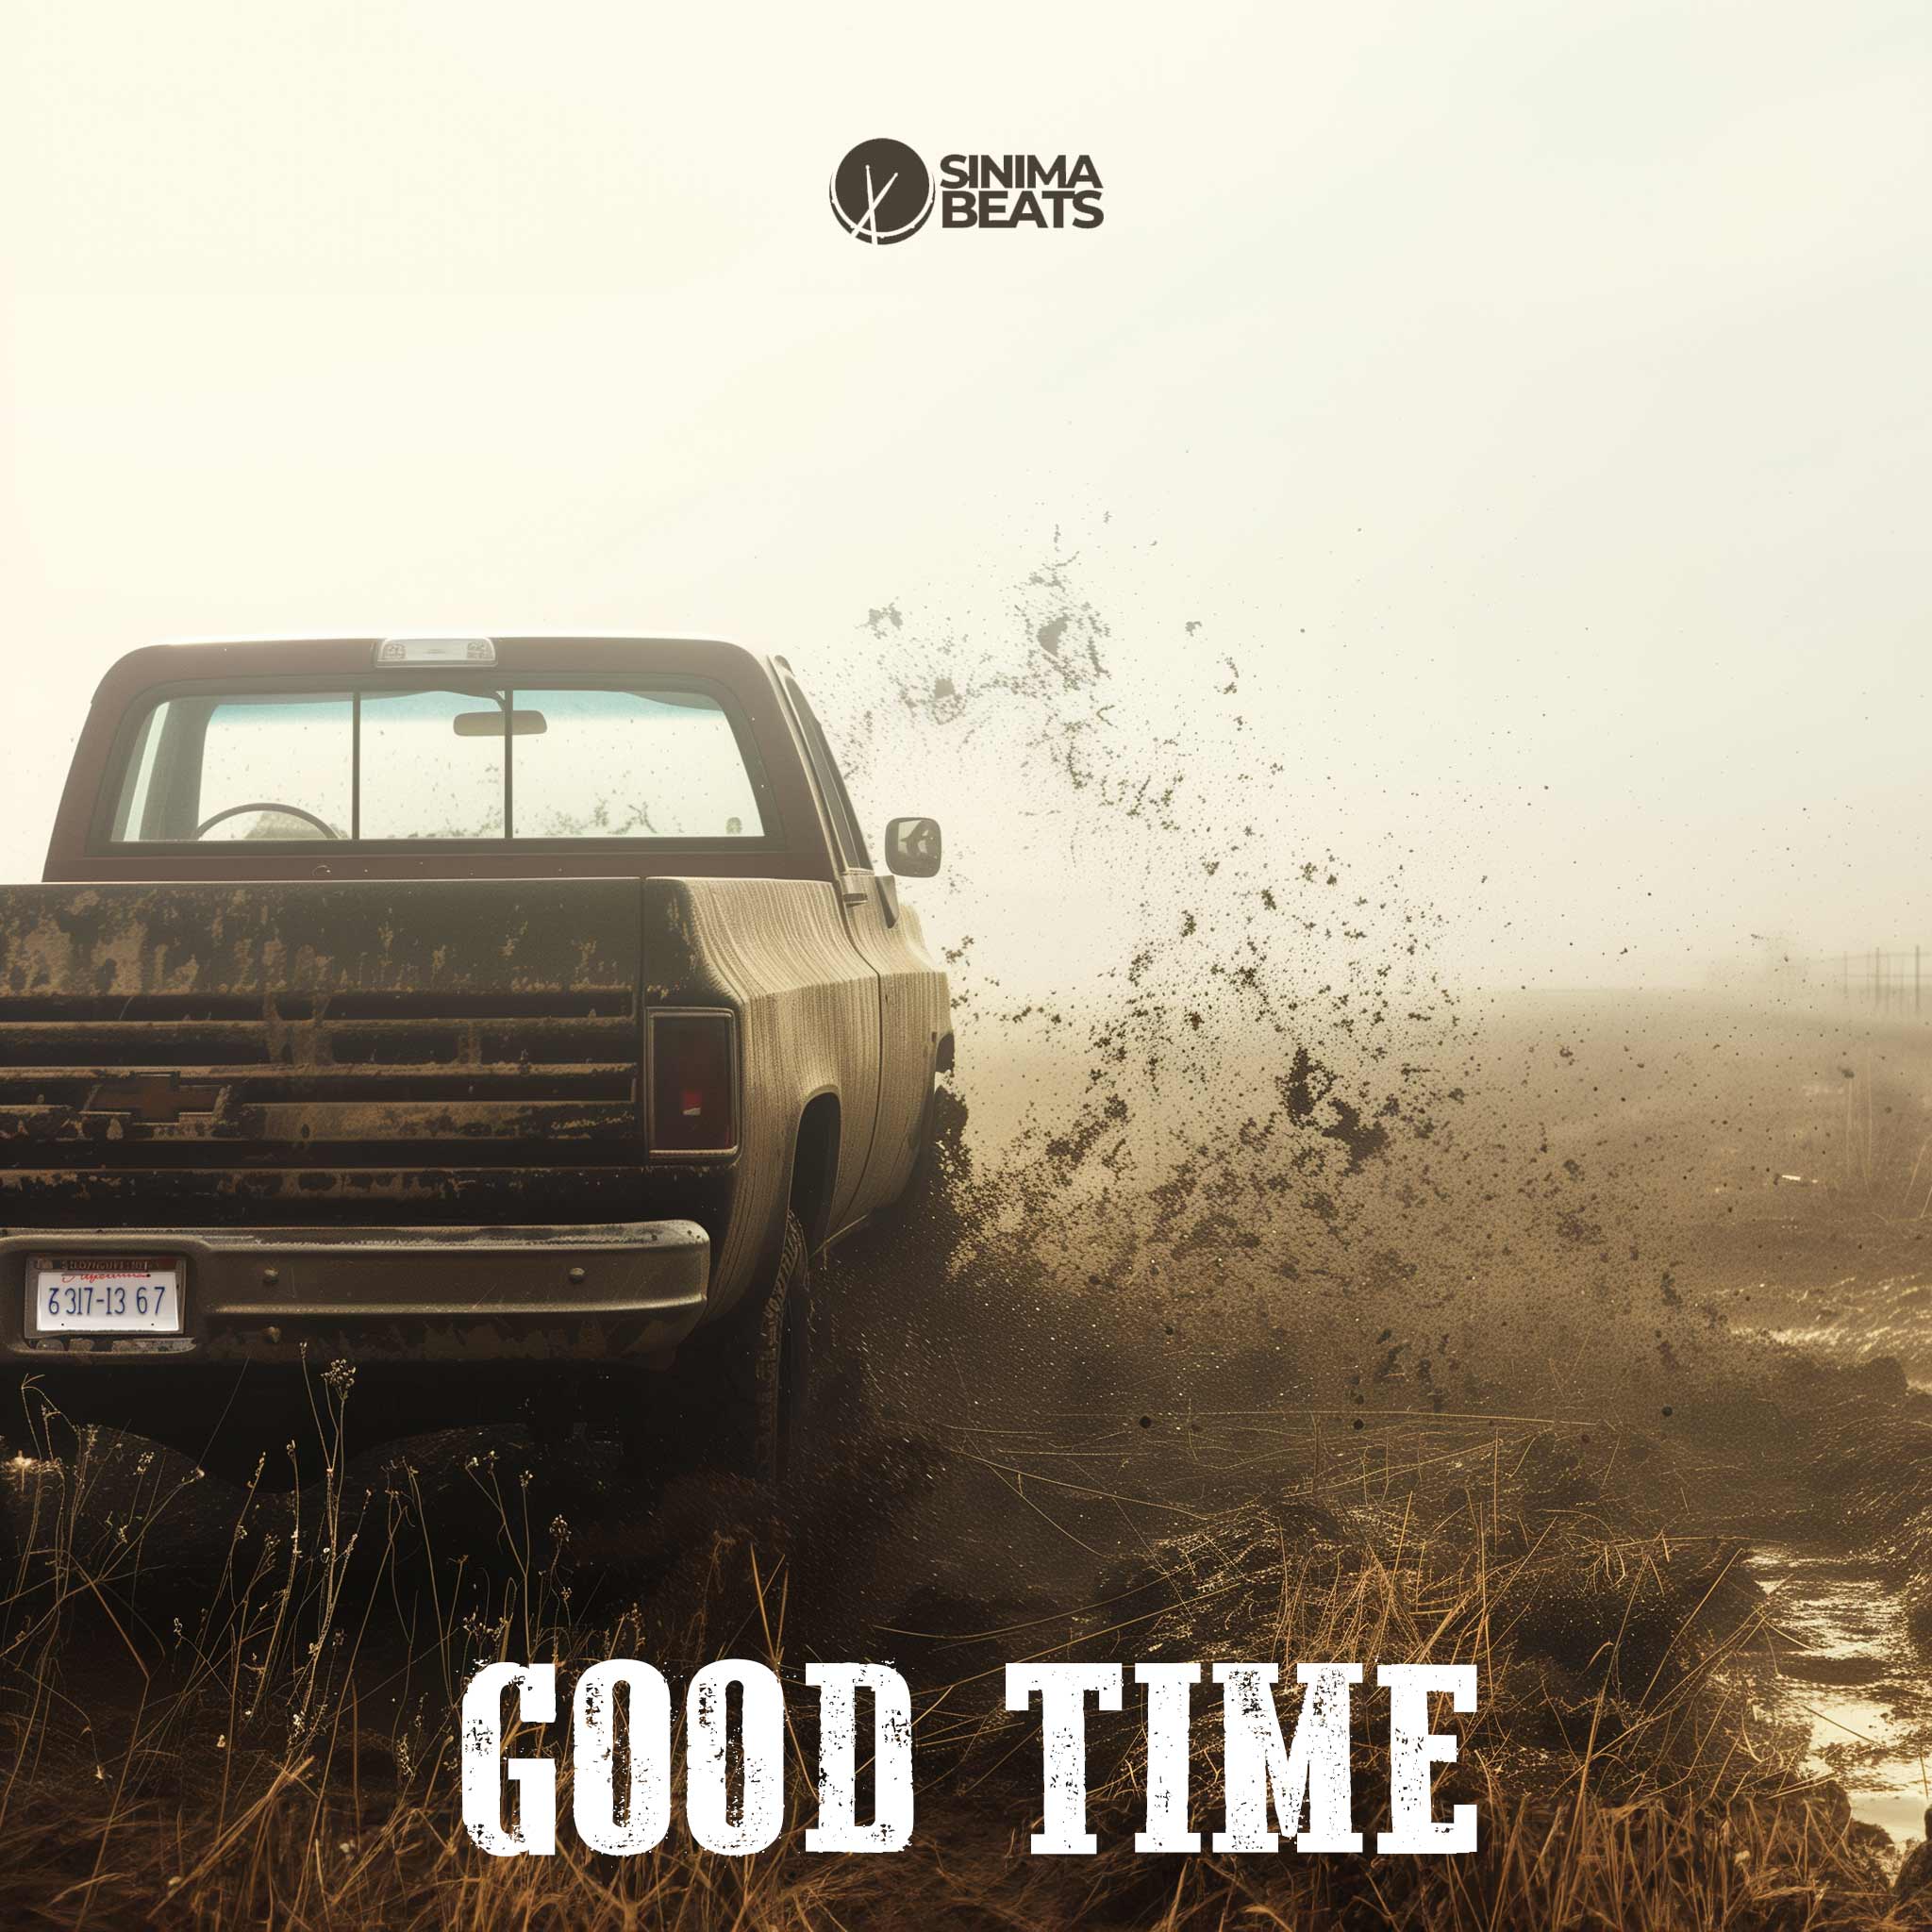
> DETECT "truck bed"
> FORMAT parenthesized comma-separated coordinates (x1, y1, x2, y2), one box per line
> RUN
(0, 878, 651, 1219)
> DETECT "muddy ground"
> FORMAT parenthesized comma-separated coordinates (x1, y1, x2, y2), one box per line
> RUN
(8, 986, 1932, 1927)
(6, 573, 1932, 1924)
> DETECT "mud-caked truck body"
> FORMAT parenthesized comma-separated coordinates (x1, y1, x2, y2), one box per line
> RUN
(0, 636, 949, 1482)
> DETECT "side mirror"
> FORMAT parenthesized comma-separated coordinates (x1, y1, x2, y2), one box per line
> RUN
(885, 816, 942, 878)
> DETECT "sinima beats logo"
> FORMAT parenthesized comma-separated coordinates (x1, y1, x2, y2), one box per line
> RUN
(828, 139, 935, 245)
(829, 139, 1103, 242)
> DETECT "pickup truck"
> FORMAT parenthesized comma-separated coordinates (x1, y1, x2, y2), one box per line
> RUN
(0, 635, 950, 1488)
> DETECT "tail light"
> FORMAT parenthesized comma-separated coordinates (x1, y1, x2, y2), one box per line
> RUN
(647, 1010, 739, 1156)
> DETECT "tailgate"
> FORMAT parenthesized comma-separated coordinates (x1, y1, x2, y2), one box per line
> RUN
(0, 879, 644, 1158)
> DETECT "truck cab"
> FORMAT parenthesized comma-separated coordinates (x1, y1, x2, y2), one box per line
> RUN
(1, 635, 950, 1484)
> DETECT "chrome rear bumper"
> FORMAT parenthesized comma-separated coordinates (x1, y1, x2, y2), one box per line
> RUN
(0, 1221, 710, 1366)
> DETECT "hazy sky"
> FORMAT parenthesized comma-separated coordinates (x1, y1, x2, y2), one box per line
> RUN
(3, 1, 1928, 988)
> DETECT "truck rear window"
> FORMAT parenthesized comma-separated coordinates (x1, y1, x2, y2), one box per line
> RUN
(108, 684, 767, 844)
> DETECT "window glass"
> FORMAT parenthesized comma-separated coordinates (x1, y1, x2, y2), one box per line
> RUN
(109, 706, 163, 840)
(511, 688, 762, 838)
(114, 692, 353, 841)
(358, 688, 507, 839)
(108, 682, 763, 843)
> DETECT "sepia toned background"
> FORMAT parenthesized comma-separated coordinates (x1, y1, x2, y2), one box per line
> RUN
(2, 0, 1928, 991)
(9, 9, 1932, 1925)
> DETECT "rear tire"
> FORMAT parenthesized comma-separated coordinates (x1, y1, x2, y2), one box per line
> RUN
(641, 1212, 815, 1491)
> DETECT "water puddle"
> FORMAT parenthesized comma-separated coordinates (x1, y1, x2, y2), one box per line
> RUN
(1745, 1544, 1932, 1848)
(1750, 1271, 1932, 1388)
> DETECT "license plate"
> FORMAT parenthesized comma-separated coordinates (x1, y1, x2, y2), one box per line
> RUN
(31, 1257, 183, 1334)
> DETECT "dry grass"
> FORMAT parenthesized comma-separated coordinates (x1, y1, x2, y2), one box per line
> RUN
(900, 1405, 1903, 1930)
(0, 1368, 889, 1929)
(0, 1366, 1914, 1930)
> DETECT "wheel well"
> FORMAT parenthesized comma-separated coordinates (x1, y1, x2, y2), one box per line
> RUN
(790, 1093, 841, 1253)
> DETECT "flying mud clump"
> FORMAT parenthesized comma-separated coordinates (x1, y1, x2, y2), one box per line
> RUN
(816, 530, 1697, 1431)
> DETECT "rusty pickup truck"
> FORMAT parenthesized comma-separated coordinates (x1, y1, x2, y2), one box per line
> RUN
(0, 635, 950, 1486)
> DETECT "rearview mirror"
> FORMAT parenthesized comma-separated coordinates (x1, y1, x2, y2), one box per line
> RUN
(452, 709, 548, 737)
(885, 816, 941, 878)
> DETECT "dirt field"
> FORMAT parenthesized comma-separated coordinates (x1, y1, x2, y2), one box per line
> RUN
(5, 558, 1929, 1927)
(8, 983, 1932, 1927)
